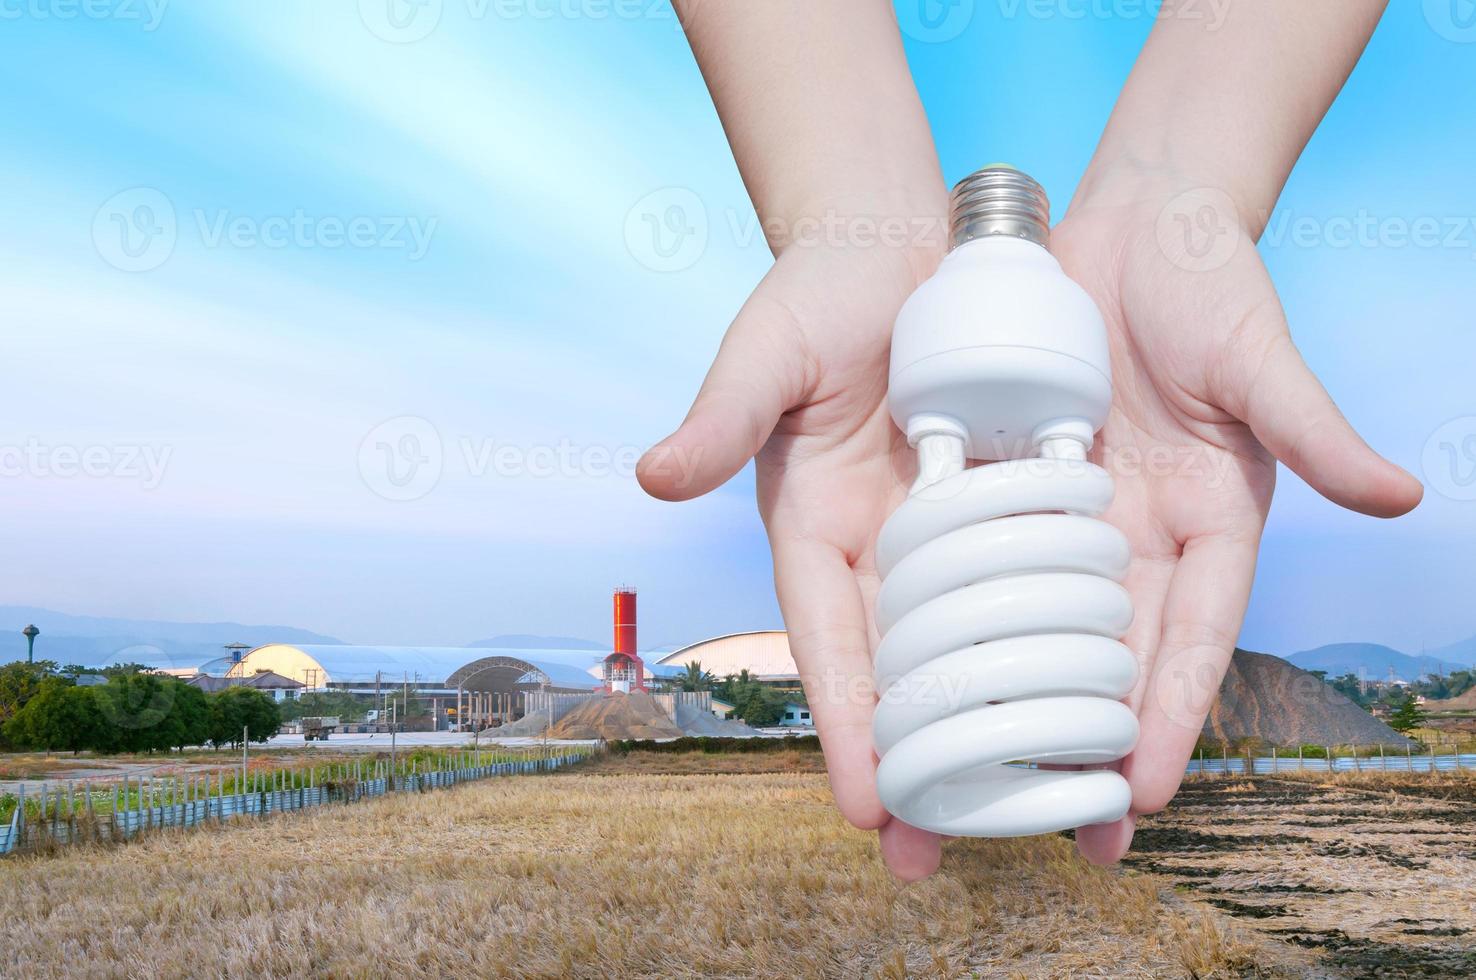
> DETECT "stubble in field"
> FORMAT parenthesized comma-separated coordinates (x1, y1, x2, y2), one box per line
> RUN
(0, 760, 1297, 979)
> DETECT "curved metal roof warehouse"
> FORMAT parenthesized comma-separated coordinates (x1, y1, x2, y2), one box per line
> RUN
(654, 630, 798, 682)
(227, 644, 602, 694)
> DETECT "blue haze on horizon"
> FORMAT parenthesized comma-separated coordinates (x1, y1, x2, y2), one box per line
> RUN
(0, 2, 1472, 657)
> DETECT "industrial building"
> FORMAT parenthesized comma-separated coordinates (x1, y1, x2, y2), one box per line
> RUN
(654, 630, 798, 683)
(226, 642, 604, 730)
(210, 590, 798, 731)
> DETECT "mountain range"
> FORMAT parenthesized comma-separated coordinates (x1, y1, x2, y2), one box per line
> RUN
(0, 605, 343, 671)
(1288, 639, 1476, 682)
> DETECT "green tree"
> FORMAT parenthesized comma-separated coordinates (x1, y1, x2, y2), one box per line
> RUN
(678, 661, 715, 693)
(1324, 672, 1369, 709)
(208, 687, 282, 747)
(0, 660, 58, 740)
(3, 678, 105, 753)
(279, 690, 365, 724)
(158, 682, 211, 751)
(92, 672, 184, 753)
(1389, 692, 1427, 734)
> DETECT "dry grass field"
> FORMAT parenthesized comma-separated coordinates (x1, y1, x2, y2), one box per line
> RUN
(0, 752, 1297, 979)
(1128, 772, 1476, 976)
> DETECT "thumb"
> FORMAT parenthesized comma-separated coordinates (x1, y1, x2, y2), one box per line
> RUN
(1220, 289, 1422, 518)
(637, 268, 810, 501)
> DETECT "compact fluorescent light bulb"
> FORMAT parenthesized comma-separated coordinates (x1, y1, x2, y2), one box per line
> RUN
(872, 166, 1139, 837)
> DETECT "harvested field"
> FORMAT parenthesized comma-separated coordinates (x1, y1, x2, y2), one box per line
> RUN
(0, 758, 1298, 979)
(1127, 773, 1476, 976)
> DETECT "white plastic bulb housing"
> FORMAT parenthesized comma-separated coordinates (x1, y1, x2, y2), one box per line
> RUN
(890, 241, 1111, 458)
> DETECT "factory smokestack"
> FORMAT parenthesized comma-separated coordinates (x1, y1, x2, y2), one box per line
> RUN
(604, 587, 645, 693)
(614, 587, 636, 657)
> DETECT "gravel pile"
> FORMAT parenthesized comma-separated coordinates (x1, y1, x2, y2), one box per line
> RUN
(545, 691, 684, 740)
(1205, 649, 1414, 746)
(674, 699, 764, 737)
(480, 710, 550, 737)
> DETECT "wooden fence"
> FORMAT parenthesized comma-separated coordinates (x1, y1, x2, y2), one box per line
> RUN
(0, 746, 595, 857)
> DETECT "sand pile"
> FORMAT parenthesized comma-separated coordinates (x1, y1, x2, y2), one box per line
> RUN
(1204, 649, 1413, 746)
(674, 699, 763, 737)
(481, 710, 550, 737)
(678, 706, 756, 737)
(545, 691, 684, 740)
(1426, 688, 1476, 712)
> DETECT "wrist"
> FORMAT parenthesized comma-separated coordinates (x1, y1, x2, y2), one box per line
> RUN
(1070, 152, 1268, 241)
(764, 181, 949, 283)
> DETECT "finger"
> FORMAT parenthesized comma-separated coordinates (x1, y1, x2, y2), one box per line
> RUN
(1122, 531, 1258, 814)
(1219, 289, 1422, 518)
(636, 263, 811, 501)
(774, 535, 887, 831)
(878, 818, 941, 882)
(1117, 553, 1176, 714)
(1075, 814, 1136, 866)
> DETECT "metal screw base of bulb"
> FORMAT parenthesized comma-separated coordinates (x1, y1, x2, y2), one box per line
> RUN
(949, 166, 1051, 251)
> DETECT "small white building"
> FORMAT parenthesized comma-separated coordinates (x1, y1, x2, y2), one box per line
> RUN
(779, 702, 813, 728)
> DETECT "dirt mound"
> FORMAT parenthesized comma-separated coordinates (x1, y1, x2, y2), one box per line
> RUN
(1426, 688, 1476, 712)
(481, 710, 550, 737)
(1205, 649, 1413, 747)
(545, 691, 684, 740)
(674, 700, 763, 737)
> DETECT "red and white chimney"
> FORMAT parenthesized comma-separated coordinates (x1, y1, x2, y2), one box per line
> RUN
(603, 587, 645, 693)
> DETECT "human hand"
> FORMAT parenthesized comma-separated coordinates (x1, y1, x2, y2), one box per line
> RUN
(638, 191, 952, 881)
(1048, 162, 1422, 864)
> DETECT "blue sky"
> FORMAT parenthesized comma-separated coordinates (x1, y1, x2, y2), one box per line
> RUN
(1, 1, 1472, 657)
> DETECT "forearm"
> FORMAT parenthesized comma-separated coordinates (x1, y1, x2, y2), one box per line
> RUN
(1076, 0, 1388, 233)
(674, 0, 945, 251)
